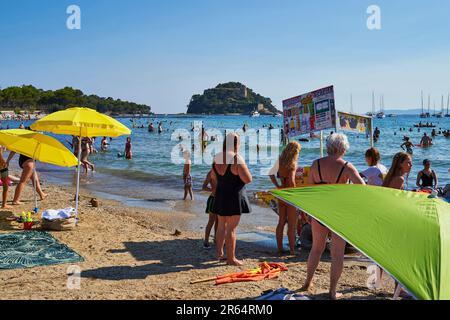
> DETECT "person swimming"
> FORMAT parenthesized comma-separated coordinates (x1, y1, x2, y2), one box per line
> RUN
(420, 133, 433, 147)
(400, 136, 414, 155)
(100, 137, 109, 152)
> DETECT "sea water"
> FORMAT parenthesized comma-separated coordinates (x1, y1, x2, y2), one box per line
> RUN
(2, 114, 449, 232)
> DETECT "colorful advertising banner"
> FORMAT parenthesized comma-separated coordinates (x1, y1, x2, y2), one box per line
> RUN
(337, 111, 372, 135)
(282, 86, 336, 138)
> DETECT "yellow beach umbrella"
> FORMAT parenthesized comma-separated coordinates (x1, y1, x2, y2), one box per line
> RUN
(0, 129, 79, 210)
(0, 129, 78, 167)
(30, 107, 131, 218)
(30, 107, 131, 137)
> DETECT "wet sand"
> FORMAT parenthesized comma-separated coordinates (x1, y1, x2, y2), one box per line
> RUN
(0, 174, 402, 300)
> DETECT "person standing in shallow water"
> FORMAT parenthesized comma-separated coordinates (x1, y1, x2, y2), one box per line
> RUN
(382, 152, 413, 297)
(124, 137, 132, 160)
(360, 147, 387, 186)
(202, 166, 218, 249)
(182, 150, 193, 201)
(269, 141, 302, 256)
(211, 133, 252, 266)
(300, 133, 365, 300)
(416, 159, 438, 189)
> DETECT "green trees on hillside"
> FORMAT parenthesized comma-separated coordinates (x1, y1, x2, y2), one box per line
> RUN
(0, 85, 151, 114)
(187, 82, 279, 114)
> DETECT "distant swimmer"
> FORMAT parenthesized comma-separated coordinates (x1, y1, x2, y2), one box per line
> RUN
(100, 136, 109, 152)
(158, 122, 163, 134)
(419, 133, 433, 147)
(373, 127, 380, 142)
(148, 123, 154, 132)
(431, 129, 437, 137)
(401, 136, 414, 155)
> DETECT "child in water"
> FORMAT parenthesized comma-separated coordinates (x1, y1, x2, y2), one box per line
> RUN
(101, 137, 109, 152)
(0, 146, 11, 208)
(202, 166, 217, 248)
(125, 137, 132, 160)
(183, 150, 193, 200)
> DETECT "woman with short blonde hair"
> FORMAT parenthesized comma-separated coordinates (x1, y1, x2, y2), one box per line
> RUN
(302, 133, 365, 300)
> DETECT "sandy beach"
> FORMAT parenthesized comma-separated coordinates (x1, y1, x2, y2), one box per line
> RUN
(0, 173, 401, 300)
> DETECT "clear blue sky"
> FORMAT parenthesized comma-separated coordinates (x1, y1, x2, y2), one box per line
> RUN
(1, 0, 450, 113)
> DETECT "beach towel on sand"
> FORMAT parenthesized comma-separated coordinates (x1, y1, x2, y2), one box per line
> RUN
(0, 231, 83, 270)
(215, 262, 288, 285)
(255, 288, 310, 301)
(42, 207, 75, 221)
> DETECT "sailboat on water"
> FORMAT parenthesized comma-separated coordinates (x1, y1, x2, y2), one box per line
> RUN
(445, 94, 450, 117)
(436, 95, 444, 118)
(420, 91, 429, 118)
(366, 92, 376, 117)
(427, 94, 431, 117)
(376, 94, 386, 119)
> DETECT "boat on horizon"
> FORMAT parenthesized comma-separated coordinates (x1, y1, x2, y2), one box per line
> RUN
(436, 95, 445, 118)
(250, 110, 260, 117)
(376, 94, 386, 119)
(367, 92, 376, 118)
(420, 91, 429, 118)
(414, 122, 436, 128)
(446, 93, 450, 117)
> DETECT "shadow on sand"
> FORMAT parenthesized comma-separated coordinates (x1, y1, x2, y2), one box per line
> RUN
(80, 234, 304, 281)
(0, 210, 21, 231)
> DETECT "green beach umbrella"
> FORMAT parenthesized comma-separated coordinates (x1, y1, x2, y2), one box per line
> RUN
(270, 184, 450, 300)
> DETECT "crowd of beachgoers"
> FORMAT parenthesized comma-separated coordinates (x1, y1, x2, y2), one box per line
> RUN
(0, 111, 43, 122)
(0, 118, 449, 300)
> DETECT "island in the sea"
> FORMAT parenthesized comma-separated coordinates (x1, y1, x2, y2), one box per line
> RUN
(187, 82, 280, 115)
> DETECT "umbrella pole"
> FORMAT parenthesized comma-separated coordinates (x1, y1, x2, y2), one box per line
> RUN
(75, 133, 82, 224)
(33, 159, 37, 212)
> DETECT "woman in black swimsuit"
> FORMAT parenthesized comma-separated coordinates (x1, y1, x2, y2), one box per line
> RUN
(211, 133, 252, 266)
(6, 152, 47, 205)
(301, 134, 365, 300)
(416, 159, 438, 189)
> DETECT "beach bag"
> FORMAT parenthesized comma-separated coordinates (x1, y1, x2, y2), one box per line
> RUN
(41, 217, 76, 231)
(41, 207, 76, 231)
